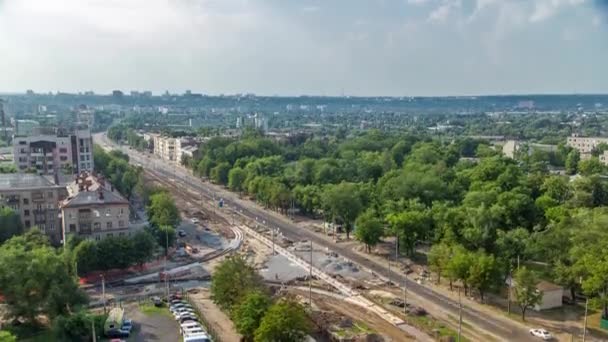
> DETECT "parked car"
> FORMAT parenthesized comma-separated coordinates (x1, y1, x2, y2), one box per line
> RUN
(529, 328, 552, 340)
(179, 315, 199, 324)
(180, 322, 203, 334)
(121, 319, 133, 334)
(152, 296, 163, 307)
(178, 230, 187, 237)
(174, 309, 196, 320)
(170, 304, 193, 313)
(191, 218, 200, 224)
(184, 332, 211, 342)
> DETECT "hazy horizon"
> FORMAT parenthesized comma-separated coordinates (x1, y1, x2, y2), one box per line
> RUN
(1, 0, 607, 96)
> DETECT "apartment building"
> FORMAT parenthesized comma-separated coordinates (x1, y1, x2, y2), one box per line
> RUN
(13, 126, 94, 175)
(61, 172, 134, 241)
(566, 135, 608, 155)
(152, 134, 176, 162)
(0, 173, 68, 244)
(152, 134, 198, 164)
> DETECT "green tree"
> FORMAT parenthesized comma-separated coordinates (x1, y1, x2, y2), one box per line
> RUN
(0, 231, 87, 323)
(211, 162, 232, 185)
(0, 207, 23, 244)
(0, 331, 16, 342)
(354, 210, 384, 252)
(228, 167, 248, 193)
(428, 243, 452, 284)
(72, 240, 98, 276)
(131, 230, 157, 267)
(445, 245, 474, 293)
(232, 291, 272, 341)
(467, 251, 501, 301)
(147, 192, 181, 228)
(322, 182, 363, 239)
(254, 299, 311, 342)
(211, 255, 264, 312)
(565, 150, 580, 175)
(52, 310, 102, 342)
(387, 210, 431, 256)
(514, 267, 543, 321)
(578, 158, 605, 176)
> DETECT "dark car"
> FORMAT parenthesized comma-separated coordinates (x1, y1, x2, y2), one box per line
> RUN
(179, 315, 199, 324)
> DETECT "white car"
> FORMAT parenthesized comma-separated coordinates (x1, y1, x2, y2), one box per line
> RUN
(191, 218, 200, 224)
(529, 328, 552, 340)
(180, 322, 203, 334)
(174, 310, 197, 320)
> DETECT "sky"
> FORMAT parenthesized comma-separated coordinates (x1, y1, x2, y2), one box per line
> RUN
(0, 0, 607, 96)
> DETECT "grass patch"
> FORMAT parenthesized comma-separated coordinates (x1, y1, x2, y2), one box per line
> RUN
(20, 330, 55, 342)
(140, 304, 171, 317)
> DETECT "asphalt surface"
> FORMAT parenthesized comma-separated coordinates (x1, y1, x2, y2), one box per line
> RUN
(98, 133, 536, 342)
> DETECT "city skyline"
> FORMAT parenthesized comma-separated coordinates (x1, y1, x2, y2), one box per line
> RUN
(0, 0, 607, 96)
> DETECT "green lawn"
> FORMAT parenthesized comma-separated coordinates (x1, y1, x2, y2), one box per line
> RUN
(139, 303, 171, 317)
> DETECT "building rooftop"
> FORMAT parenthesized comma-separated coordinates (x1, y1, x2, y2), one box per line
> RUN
(62, 172, 129, 208)
(63, 188, 128, 207)
(0, 173, 58, 190)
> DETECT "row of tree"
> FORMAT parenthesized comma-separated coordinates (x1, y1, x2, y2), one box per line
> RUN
(93, 146, 144, 199)
(70, 231, 157, 275)
(211, 255, 311, 341)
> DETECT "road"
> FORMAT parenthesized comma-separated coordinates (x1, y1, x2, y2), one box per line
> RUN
(97, 133, 536, 342)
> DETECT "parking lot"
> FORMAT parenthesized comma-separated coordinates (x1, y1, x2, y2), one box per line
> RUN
(121, 303, 180, 342)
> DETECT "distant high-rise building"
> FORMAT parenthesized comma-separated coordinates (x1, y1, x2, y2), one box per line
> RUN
(112, 90, 124, 98)
(236, 117, 242, 129)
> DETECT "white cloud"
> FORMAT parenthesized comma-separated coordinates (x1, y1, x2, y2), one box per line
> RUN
(427, 0, 461, 22)
(406, 0, 430, 5)
(593, 15, 602, 27)
(529, 0, 587, 23)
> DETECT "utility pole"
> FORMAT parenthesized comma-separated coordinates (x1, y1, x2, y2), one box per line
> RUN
(458, 287, 462, 342)
(101, 275, 106, 314)
(583, 297, 589, 342)
(507, 268, 512, 315)
(92, 319, 97, 342)
(309, 240, 313, 307)
(164, 227, 169, 301)
(403, 275, 407, 314)
(272, 228, 275, 255)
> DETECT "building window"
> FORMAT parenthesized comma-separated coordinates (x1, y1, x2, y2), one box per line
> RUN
(59, 148, 67, 153)
(119, 208, 124, 215)
(25, 220, 31, 228)
(93, 222, 101, 230)
(39, 224, 45, 230)
(24, 210, 30, 216)
(19, 140, 27, 145)
(95, 235, 101, 241)
(119, 221, 125, 228)
(23, 198, 29, 205)
(69, 224, 76, 232)
(106, 222, 112, 229)
(60, 156, 68, 161)
(80, 155, 85, 162)
(79, 139, 84, 146)
(49, 223, 55, 231)
(105, 209, 111, 216)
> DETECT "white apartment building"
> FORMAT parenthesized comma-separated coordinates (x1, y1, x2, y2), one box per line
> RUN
(152, 134, 198, 164)
(153, 134, 176, 162)
(75, 127, 94, 172)
(566, 135, 608, 154)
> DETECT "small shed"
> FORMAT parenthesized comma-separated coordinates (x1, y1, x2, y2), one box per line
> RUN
(506, 278, 564, 311)
(534, 281, 564, 311)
